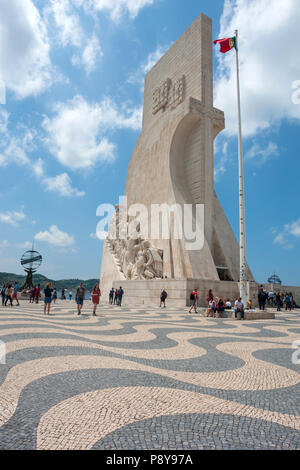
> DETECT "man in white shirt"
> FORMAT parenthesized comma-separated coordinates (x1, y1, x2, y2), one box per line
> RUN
(268, 291, 274, 307)
(234, 297, 245, 320)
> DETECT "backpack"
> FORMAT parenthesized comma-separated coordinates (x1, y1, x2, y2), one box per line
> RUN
(190, 292, 194, 300)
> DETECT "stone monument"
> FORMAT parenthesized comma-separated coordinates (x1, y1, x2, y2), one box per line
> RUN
(100, 13, 256, 306)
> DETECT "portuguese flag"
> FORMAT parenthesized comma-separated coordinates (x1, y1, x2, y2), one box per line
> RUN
(214, 37, 236, 53)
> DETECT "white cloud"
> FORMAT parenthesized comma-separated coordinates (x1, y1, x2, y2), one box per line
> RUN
(289, 219, 300, 238)
(15, 241, 32, 250)
(47, 0, 156, 74)
(245, 142, 279, 165)
(47, 1, 102, 75)
(43, 95, 142, 170)
(128, 44, 170, 86)
(0, 208, 26, 227)
(90, 231, 105, 240)
(0, 240, 10, 255)
(0, 79, 5, 105)
(214, 140, 229, 181)
(274, 233, 284, 245)
(274, 233, 293, 250)
(0, 138, 28, 166)
(0, 126, 37, 167)
(32, 158, 84, 197)
(0, 0, 54, 98)
(0, 110, 9, 134)
(46, 0, 84, 47)
(273, 217, 300, 249)
(33, 158, 45, 178)
(0, 240, 10, 249)
(35, 225, 75, 247)
(77, 0, 155, 21)
(72, 35, 103, 74)
(44, 173, 85, 197)
(214, 0, 300, 137)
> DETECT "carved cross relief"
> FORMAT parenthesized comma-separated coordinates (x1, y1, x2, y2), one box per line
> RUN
(152, 75, 185, 115)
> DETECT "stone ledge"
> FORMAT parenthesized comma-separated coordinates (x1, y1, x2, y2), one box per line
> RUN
(232, 311, 275, 321)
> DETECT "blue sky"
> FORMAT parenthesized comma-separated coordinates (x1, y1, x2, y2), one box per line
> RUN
(0, 0, 299, 285)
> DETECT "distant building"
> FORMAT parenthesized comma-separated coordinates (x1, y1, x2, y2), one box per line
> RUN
(267, 274, 282, 285)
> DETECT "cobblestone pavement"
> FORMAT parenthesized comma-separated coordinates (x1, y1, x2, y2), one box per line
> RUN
(0, 300, 299, 450)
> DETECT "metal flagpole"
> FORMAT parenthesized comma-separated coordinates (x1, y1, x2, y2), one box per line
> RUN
(234, 29, 248, 305)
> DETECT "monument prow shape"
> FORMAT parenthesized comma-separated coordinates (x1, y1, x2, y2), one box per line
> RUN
(100, 14, 255, 306)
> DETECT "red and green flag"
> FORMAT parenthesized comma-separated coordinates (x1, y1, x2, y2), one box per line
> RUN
(214, 36, 236, 53)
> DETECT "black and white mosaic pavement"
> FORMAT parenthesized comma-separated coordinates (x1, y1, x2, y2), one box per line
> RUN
(0, 300, 299, 450)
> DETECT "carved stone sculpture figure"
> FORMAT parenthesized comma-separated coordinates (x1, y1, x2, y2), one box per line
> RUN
(106, 206, 164, 281)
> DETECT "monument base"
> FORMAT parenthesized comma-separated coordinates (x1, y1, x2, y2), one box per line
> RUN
(111, 279, 256, 308)
(110, 279, 300, 308)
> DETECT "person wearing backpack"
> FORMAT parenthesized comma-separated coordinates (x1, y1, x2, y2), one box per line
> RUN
(5, 285, 13, 307)
(189, 289, 198, 314)
(1, 284, 7, 306)
(258, 288, 267, 310)
(160, 289, 168, 308)
(284, 294, 291, 311)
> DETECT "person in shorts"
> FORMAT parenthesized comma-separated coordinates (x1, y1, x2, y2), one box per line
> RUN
(44, 283, 53, 315)
(12, 282, 20, 306)
(75, 283, 86, 315)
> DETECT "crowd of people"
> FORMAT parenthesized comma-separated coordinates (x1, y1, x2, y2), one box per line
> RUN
(0, 281, 103, 316)
(108, 287, 125, 306)
(188, 288, 242, 318)
(1, 280, 298, 318)
(186, 287, 297, 319)
(257, 287, 296, 311)
(1, 282, 20, 307)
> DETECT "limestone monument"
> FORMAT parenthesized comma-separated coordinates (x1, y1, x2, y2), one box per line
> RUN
(100, 13, 255, 306)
